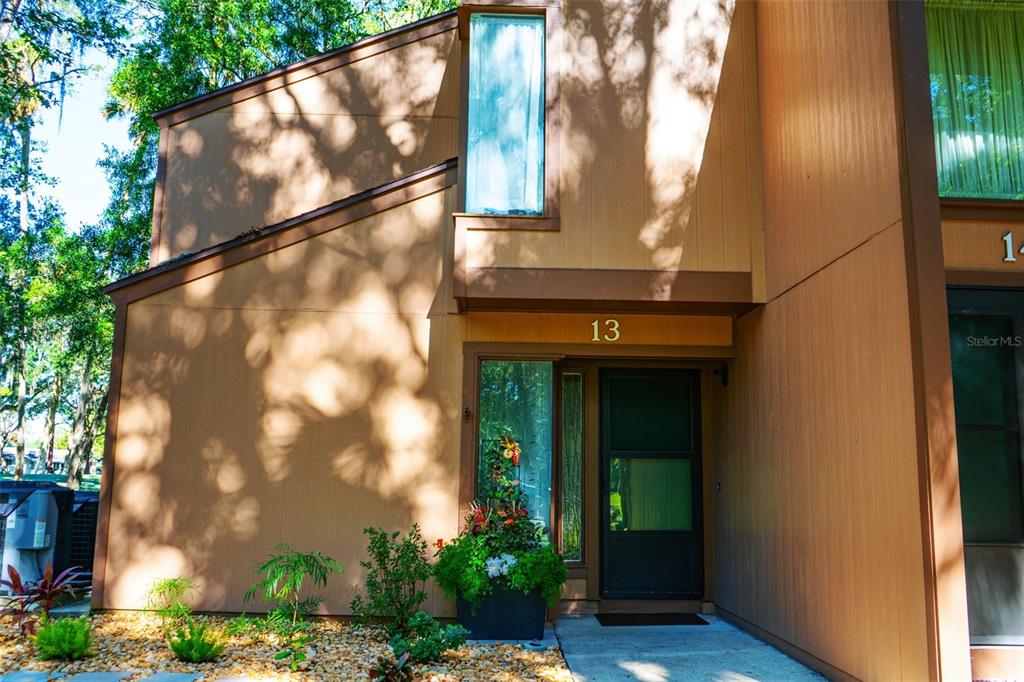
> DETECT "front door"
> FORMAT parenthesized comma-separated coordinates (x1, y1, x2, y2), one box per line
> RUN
(600, 368, 703, 598)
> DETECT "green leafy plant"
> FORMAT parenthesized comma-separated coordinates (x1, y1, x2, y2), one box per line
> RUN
(369, 650, 413, 681)
(389, 610, 467, 663)
(432, 533, 490, 606)
(507, 546, 568, 605)
(434, 435, 567, 608)
(350, 525, 432, 636)
(167, 620, 225, 663)
(32, 614, 93, 660)
(146, 576, 196, 627)
(274, 632, 313, 671)
(244, 544, 343, 630)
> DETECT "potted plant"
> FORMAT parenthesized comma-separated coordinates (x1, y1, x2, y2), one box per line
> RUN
(434, 435, 566, 640)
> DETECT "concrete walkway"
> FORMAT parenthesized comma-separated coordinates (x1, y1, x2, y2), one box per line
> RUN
(554, 615, 824, 682)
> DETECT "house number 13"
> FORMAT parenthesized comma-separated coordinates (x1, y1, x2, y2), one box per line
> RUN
(592, 319, 621, 342)
(1003, 231, 1024, 262)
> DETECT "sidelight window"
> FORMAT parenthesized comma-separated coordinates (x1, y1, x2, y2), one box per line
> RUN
(477, 360, 553, 536)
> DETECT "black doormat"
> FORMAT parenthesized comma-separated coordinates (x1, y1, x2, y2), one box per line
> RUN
(595, 613, 709, 627)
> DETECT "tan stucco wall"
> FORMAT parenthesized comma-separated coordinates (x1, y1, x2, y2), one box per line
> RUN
(102, 187, 466, 614)
(153, 28, 461, 263)
(463, 0, 764, 278)
(155, 0, 764, 282)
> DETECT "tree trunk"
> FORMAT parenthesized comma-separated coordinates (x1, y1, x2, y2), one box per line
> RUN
(13, 353, 26, 479)
(66, 353, 94, 491)
(44, 374, 60, 473)
(83, 393, 106, 476)
(13, 119, 31, 481)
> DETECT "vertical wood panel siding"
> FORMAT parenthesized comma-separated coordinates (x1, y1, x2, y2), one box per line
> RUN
(102, 188, 466, 614)
(154, 29, 461, 264)
(712, 1, 931, 679)
(463, 0, 762, 275)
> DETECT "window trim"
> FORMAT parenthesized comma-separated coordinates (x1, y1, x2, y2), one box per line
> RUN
(456, 3, 561, 227)
(940, 198, 1024, 223)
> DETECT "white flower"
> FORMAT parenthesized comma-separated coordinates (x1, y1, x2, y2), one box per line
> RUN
(485, 557, 505, 577)
(485, 554, 518, 578)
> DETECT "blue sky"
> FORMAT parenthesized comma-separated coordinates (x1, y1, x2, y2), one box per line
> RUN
(36, 51, 131, 231)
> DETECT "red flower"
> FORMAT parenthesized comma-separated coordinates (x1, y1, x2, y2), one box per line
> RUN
(505, 518, 515, 526)
(435, 538, 445, 549)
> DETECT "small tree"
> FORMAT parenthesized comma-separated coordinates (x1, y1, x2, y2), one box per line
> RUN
(244, 544, 343, 629)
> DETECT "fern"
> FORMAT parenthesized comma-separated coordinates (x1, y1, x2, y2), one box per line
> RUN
(167, 620, 225, 662)
(33, 614, 93, 661)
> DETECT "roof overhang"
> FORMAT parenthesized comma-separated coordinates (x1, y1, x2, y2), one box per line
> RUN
(105, 158, 458, 305)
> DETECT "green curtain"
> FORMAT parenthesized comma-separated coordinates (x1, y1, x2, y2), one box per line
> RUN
(926, 2, 1024, 199)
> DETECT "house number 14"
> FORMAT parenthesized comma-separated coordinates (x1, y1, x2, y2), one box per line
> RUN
(592, 319, 621, 342)
(1003, 232, 1024, 262)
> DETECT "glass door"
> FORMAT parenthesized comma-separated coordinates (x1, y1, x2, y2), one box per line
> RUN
(599, 368, 703, 598)
(948, 289, 1024, 645)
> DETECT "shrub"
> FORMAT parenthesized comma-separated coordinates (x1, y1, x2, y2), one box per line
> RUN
(167, 620, 225, 663)
(369, 651, 413, 681)
(389, 611, 467, 664)
(243, 544, 343, 630)
(33, 614, 93, 660)
(146, 576, 196, 626)
(350, 524, 432, 636)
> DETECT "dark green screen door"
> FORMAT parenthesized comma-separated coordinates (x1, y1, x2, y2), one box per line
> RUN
(600, 369, 703, 599)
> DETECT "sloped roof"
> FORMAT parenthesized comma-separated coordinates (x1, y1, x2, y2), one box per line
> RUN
(152, 10, 458, 126)
(104, 158, 458, 304)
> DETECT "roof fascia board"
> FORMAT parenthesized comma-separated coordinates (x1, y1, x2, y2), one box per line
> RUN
(105, 158, 458, 304)
(153, 10, 458, 127)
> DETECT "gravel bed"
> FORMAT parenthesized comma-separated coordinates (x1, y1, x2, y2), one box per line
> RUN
(0, 612, 573, 681)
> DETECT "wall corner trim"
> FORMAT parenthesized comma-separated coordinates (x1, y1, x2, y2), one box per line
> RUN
(888, 1, 973, 679)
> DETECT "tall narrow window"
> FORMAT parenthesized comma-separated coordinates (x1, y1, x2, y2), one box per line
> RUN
(560, 372, 584, 562)
(926, 2, 1024, 199)
(466, 14, 545, 215)
(478, 360, 553, 536)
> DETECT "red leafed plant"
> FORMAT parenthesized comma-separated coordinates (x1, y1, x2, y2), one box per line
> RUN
(1, 563, 83, 635)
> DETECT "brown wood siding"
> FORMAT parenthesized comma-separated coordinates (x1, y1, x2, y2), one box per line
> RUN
(714, 227, 930, 680)
(759, 1, 902, 298)
(943, 218, 1024, 274)
(711, 1, 938, 679)
(153, 29, 461, 264)
(460, 0, 762, 275)
(100, 187, 465, 614)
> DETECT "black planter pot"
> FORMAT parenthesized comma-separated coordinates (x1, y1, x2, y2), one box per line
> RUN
(456, 586, 546, 640)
